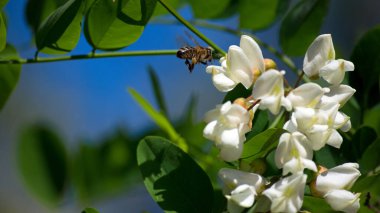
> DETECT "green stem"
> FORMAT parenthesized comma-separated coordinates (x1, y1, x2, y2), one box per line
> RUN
(269, 110, 285, 129)
(0, 50, 178, 64)
(157, 0, 226, 55)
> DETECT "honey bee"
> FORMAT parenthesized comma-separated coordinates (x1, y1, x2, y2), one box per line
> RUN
(176, 46, 213, 72)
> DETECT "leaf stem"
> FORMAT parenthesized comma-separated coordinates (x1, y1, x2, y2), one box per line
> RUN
(156, 0, 226, 55)
(0, 50, 178, 64)
(269, 110, 285, 129)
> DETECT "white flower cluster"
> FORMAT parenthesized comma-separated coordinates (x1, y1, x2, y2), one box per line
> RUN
(203, 35, 361, 213)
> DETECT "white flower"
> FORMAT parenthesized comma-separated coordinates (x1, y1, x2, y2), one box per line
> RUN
(320, 59, 354, 85)
(263, 174, 306, 213)
(303, 34, 335, 78)
(275, 132, 317, 175)
(284, 105, 343, 150)
(335, 111, 351, 132)
(206, 35, 264, 92)
(303, 34, 355, 85)
(203, 101, 250, 162)
(324, 189, 360, 213)
(320, 84, 356, 108)
(252, 69, 291, 115)
(315, 163, 361, 195)
(219, 168, 267, 213)
(286, 83, 327, 109)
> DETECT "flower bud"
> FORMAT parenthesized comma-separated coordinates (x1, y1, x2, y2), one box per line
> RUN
(239, 160, 252, 172)
(252, 68, 261, 84)
(324, 189, 360, 213)
(310, 165, 328, 197)
(264, 58, 277, 70)
(314, 163, 361, 196)
(233, 98, 248, 109)
(249, 158, 267, 175)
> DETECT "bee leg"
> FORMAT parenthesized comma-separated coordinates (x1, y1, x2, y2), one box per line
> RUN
(189, 63, 194, 72)
(200, 61, 207, 65)
(192, 57, 197, 65)
(185, 59, 190, 65)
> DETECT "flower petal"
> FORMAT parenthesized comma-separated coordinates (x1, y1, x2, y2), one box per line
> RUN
(326, 129, 343, 148)
(320, 59, 353, 85)
(240, 35, 265, 73)
(263, 174, 306, 213)
(321, 84, 356, 108)
(316, 163, 361, 195)
(286, 83, 325, 109)
(228, 45, 253, 88)
(324, 190, 360, 213)
(203, 120, 217, 140)
(303, 34, 335, 78)
(230, 184, 256, 207)
(276, 132, 315, 175)
(212, 72, 237, 92)
(252, 70, 284, 114)
(218, 168, 266, 190)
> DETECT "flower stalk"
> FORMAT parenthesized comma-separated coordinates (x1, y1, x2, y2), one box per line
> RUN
(0, 50, 178, 64)
(157, 0, 226, 55)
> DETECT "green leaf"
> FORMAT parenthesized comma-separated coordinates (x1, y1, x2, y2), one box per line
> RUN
(314, 146, 346, 168)
(36, 0, 84, 54)
(352, 126, 377, 160)
(353, 176, 380, 212)
(0, 13, 6, 52)
(73, 143, 101, 199)
(303, 196, 334, 212)
(209, 0, 239, 19)
(128, 87, 176, 139)
(363, 104, 380, 135)
(188, 0, 230, 19)
(0, 0, 9, 9)
(212, 189, 227, 213)
(222, 83, 252, 103)
(17, 124, 68, 205)
(359, 139, 380, 174)
(239, 0, 290, 30)
(242, 128, 283, 160)
(72, 131, 138, 200)
(341, 97, 361, 129)
(148, 66, 167, 116)
(350, 27, 380, 109)
(137, 136, 214, 213)
(279, 0, 329, 56)
(341, 126, 377, 162)
(128, 88, 188, 151)
(0, 44, 22, 110)
(246, 110, 269, 138)
(353, 173, 380, 197)
(153, 0, 181, 17)
(82, 207, 100, 213)
(25, 0, 62, 33)
(84, 0, 157, 50)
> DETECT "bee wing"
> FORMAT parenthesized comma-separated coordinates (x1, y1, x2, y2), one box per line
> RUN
(185, 31, 201, 46)
(176, 35, 189, 48)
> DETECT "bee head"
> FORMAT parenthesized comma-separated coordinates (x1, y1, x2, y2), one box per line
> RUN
(176, 50, 185, 58)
